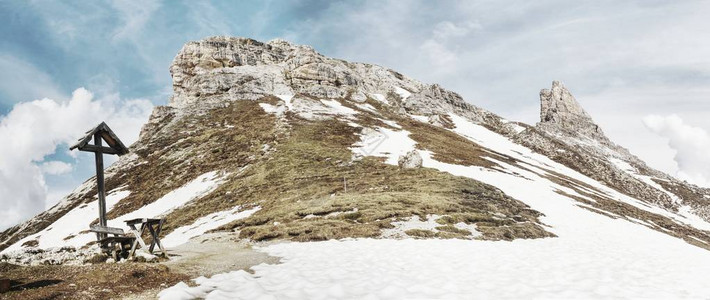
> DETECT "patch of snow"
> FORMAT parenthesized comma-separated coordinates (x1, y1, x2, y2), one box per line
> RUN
(690, 236, 708, 245)
(3, 189, 131, 252)
(354, 103, 378, 113)
(409, 114, 429, 123)
(379, 119, 402, 129)
(631, 174, 683, 205)
(394, 86, 411, 100)
(626, 216, 653, 227)
(161, 237, 710, 299)
(320, 99, 357, 116)
(106, 171, 229, 230)
(351, 126, 416, 165)
(453, 222, 479, 234)
(510, 123, 526, 134)
(381, 214, 479, 239)
(258, 103, 286, 115)
(371, 93, 387, 103)
(287, 97, 358, 120)
(162, 206, 261, 248)
(5, 171, 231, 252)
(134, 250, 159, 262)
(609, 157, 635, 173)
(276, 94, 294, 109)
(2, 244, 103, 266)
(381, 215, 441, 238)
(676, 206, 710, 232)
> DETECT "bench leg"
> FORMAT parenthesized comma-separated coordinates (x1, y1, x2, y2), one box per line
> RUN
(148, 224, 157, 253)
(129, 238, 139, 258)
(129, 224, 148, 250)
(155, 220, 166, 256)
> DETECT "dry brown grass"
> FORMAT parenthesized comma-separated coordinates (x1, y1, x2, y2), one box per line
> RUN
(204, 112, 554, 242)
(0, 262, 188, 300)
(8, 95, 556, 251)
(104, 99, 278, 228)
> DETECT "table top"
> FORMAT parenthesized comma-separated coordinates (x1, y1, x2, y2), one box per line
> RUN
(124, 218, 164, 225)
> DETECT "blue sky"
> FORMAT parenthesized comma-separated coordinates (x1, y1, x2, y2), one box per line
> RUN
(1, 0, 710, 230)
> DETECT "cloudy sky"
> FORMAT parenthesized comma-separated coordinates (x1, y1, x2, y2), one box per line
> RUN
(1, 0, 709, 230)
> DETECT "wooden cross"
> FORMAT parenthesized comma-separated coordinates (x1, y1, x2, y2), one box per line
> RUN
(70, 122, 129, 240)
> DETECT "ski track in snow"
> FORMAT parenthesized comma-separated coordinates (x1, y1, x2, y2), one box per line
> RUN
(162, 113, 710, 299)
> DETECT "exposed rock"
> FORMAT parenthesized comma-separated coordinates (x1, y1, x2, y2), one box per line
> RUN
(398, 150, 423, 169)
(167, 36, 495, 124)
(521, 81, 678, 209)
(427, 114, 455, 129)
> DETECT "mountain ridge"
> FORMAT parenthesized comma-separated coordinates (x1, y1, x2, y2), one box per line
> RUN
(2, 36, 710, 258)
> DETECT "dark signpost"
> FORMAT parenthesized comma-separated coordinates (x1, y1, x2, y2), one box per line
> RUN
(70, 122, 129, 240)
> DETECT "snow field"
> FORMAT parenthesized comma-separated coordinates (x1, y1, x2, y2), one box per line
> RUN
(161, 236, 710, 299)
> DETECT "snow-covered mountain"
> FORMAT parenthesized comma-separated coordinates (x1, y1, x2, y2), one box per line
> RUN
(3, 36, 710, 297)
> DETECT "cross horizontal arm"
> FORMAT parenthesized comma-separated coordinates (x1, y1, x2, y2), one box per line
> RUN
(78, 144, 120, 155)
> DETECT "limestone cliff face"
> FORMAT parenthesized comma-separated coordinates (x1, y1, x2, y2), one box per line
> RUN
(167, 36, 507, 129)
(169, 37, 417, 109)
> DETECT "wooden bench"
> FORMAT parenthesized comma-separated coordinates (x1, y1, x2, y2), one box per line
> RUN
(125, 218, 166, 257)
(90, 225, 136, 261)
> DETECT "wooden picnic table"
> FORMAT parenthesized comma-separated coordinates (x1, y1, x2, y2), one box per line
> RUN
(125, 218, 166, 257)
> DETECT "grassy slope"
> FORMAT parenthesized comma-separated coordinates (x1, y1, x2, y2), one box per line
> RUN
(157, 96, 555, 242)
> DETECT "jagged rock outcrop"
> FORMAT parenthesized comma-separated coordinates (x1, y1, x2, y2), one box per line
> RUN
(538, 81, 604, 140)
(169, 37, 419, 110)
(167, 37, 517, 131)
(515, 81, 703, 212)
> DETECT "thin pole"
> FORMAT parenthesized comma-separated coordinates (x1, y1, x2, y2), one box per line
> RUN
(94, 133, 107, 239)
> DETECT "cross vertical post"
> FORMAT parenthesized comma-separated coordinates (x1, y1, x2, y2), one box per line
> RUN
(93, 133, 107, 239)
(70, 122, 129, 243)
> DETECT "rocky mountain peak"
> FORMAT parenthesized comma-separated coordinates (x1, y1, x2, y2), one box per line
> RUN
(538, 81, 605, 140)
(166, 36, 498, 125)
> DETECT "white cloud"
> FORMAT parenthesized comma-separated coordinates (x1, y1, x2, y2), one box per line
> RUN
(40, 161, 73, 175)
(0, 88, 153, 230)
(643, 114, 710, 187)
